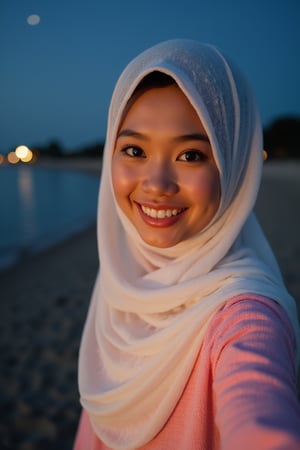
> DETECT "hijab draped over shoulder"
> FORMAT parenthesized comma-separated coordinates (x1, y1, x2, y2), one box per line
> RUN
(78, 39, 299, 449)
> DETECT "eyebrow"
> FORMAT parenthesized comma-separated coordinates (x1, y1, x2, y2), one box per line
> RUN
(117, 128, 210, 143)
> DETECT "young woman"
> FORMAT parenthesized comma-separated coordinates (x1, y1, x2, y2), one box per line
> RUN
(74, 39, 300, 449)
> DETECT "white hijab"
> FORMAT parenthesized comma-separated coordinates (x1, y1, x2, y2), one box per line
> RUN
(78, 39, 299, 449)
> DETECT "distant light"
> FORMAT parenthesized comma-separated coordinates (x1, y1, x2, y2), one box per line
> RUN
(8, 152, 19, 164)
(15, 145, 30, 159)
(27, 14, 40, 26)
(21, 149, 34, 163)
(15, 145, 35, 163)
(263, 149, 268, 161)
(0, 154, 5, 165)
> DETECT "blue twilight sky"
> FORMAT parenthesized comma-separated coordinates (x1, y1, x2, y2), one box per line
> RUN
(0, 0, 299, 154)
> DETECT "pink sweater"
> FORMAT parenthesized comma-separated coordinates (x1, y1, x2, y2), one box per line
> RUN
(74, 297, 300, 449)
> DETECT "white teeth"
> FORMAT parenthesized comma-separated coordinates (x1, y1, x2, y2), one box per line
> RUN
(141, 205, 183, 218)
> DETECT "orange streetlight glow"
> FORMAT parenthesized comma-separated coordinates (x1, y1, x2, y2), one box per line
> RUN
(15, 145, 35, 163)
(8, 152, 19, 164)
(21, 149, 33, 163)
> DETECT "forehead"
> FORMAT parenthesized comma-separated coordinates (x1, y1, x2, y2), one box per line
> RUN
(118, 84, 208, 136)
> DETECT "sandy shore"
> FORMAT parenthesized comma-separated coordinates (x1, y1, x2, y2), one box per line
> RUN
(255, 160, 300, 310)
(0, 225, 99, 450)
(0, 159, 299, 449)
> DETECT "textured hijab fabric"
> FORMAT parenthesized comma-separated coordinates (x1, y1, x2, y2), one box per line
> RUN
(78, 39, 299, 449)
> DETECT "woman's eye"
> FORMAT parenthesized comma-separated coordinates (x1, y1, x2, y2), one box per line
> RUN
(178, 150, 207, 162)
(122, 146, 145, 158)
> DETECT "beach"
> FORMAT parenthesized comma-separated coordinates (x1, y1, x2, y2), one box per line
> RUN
(1, 159, 299, 450)
(255, 160, 300, 311)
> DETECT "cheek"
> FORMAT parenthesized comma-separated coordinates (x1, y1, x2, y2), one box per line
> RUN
(189, 170, 220, 205)
(111, 160, 135, 204)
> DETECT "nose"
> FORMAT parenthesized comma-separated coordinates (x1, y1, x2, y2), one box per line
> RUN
(141, 161, 179, 196)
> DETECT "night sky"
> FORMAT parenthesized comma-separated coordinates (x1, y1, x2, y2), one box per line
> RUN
(0, 0, 299, 154)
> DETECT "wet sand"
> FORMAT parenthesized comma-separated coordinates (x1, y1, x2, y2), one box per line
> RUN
(0, 159, 299, 449)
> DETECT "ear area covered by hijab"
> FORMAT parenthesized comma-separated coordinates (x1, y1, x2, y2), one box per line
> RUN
(78, 39, 300, 449)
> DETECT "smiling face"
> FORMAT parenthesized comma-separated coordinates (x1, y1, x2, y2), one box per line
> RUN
(112, 83, 221, 248)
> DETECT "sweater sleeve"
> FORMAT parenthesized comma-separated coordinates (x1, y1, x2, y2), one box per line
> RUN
(211, 297, 300, 450)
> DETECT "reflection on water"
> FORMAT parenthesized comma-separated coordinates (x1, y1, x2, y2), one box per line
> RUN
(18, 166, 37, 244)
(0, 165, 99, 270)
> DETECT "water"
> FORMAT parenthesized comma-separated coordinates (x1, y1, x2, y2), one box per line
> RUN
(0, 165, 100, 271)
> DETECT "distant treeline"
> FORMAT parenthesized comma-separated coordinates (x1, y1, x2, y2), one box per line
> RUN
(34, 116, 300, 160)
(263, 117, 299, 159)
(35, 141, 105, 160)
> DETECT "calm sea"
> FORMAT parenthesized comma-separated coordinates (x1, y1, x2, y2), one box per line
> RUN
(0, 165, 100, 271)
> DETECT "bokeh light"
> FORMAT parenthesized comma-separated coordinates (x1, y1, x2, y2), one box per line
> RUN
(15, 145, 29, 159)
(7, 152, 19, 164)
(21, 149, 33, 163)
(0, 154, 5, 165)
(15, 145, 35, 163)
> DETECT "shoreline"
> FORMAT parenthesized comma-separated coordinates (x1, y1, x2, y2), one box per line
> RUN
(35, 156, 102, 176)
(0, 157, 102, 274)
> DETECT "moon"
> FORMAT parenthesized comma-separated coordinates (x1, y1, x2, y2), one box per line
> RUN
(27, 15, 41, 26)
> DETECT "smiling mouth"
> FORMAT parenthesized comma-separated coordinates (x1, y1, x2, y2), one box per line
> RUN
(140, 205, 186, 219)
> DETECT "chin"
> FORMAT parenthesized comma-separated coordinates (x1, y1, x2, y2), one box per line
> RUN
(140, 234, 182, 248)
